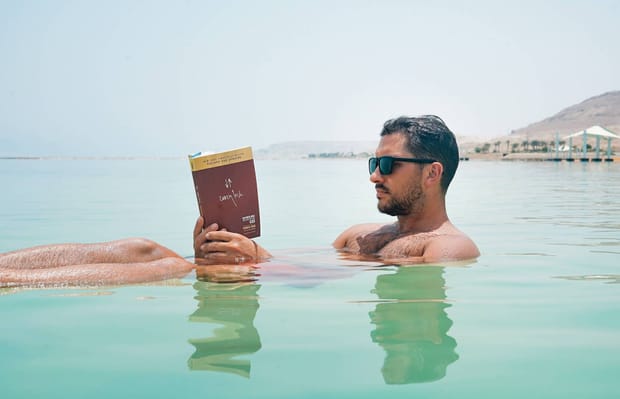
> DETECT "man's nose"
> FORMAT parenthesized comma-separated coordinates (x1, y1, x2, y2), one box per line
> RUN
(369, 167, 383, 183)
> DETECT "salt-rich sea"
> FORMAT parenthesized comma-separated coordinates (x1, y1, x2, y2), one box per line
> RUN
(1, 158, 619, 398)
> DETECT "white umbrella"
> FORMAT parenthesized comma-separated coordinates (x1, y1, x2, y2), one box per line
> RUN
(563, 125, 620, 140)
(562, 125, 619, 160)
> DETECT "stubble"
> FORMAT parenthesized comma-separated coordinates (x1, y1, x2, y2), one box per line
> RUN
(377, 182, 424, 217)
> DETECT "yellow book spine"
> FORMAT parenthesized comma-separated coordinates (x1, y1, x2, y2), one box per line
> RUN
(189, 147, 253, 172)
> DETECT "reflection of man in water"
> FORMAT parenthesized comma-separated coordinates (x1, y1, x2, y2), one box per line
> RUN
(370, 266, 458, 384)
(187, 281, 262, 378)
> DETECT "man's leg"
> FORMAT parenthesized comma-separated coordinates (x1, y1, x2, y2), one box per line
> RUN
(0, 238, 182, 269)
(0, 238, 194, 287)
(1, 257, 193, 287)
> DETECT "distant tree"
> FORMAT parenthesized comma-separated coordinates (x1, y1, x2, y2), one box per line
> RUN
(482, 143, 491, 153)
(512, 143, 520, 153)
(505, 140, 511, 153)
(521, 140, 530, 152)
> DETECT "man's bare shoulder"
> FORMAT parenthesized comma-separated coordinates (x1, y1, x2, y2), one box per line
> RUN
(419, 228, 479, 263)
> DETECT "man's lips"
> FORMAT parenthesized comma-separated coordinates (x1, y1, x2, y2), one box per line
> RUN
(375, 184, 389, 197)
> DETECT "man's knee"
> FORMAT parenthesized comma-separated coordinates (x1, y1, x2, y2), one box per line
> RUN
(123, 238, 180, 261)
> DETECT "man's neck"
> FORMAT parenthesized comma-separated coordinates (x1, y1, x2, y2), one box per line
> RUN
(396, 205, 449, 235)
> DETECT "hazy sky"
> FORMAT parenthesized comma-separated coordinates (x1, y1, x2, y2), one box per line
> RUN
(1, 0, 619, 156)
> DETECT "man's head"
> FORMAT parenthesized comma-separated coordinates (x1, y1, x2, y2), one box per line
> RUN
(380, 115, 459, 193)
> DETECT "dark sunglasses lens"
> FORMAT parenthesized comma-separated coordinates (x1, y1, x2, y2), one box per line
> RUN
(369, 158, 377, 174)
(379, 157, 393, 174)
(369, 157, 395, 175)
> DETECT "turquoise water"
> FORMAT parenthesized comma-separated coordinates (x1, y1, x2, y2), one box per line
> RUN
(1, 159, 619, 398)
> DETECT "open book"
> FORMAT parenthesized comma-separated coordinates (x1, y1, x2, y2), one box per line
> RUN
(188, 147, 261, 238)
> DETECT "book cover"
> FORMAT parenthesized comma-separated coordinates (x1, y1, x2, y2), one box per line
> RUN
(189, 147, 260, 238)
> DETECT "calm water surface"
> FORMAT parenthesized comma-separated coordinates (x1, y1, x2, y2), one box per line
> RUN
(1, 159, 619, 399)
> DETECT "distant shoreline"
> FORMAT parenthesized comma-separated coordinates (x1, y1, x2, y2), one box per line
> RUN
(465, 152, 619, 162)
(0, 156, 184, 160)
(1, 153, 617, 162)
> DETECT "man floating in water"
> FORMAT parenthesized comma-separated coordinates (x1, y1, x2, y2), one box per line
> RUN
(1, 115, 478, 287)
(195, 115, 478, 265)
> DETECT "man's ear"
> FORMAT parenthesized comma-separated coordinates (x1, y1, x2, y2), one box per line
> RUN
(425, 162, 443, 187)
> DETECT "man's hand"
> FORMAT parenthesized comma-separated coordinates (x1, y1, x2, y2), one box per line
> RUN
(193, 216, 219, 259)
(193, 216, 261, 265)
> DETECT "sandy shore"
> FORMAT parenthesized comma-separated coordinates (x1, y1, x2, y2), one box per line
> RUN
(463, 152, 618, 162)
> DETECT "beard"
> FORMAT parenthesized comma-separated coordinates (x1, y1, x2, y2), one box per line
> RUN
(377, 182, 424, 216)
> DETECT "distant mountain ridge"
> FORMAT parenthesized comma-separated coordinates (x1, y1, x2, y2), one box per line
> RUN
(255, 140, 377, 159)
(511, 90, 620, 138)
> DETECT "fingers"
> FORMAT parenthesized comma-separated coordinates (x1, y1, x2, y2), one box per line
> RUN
(198, 231, 228, 254)
(202, 232, 254, 256)
(197, 233, 255, 264)
(193, 216, 204, 240)
(204, 230, 243, 243)
(193, 217, 219, 257)
(202, 240, 241, 254)
(193, 217, 206, 256)
(193, 216, 218, 240)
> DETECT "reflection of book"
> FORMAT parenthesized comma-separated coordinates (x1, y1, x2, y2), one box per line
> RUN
(189, 147, 261, 238)
(188, 282, 262, 378)
(187, 337, 257, 378)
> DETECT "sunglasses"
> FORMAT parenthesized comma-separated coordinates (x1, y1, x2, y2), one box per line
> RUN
(368, 156, 436, 175)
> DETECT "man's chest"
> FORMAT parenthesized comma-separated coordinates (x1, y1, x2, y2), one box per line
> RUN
(349, 229, 432, 257)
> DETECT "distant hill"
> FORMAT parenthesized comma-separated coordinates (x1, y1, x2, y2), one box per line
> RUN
(455, 90, 620, 155)
(256, 92, 620, 158)
(511, 90, 620, 140)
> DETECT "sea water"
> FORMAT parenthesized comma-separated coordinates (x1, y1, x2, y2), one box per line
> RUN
(1, 158, 619, 399)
